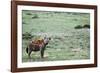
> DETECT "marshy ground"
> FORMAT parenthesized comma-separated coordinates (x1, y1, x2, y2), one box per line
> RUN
(22, 10, 90, 62)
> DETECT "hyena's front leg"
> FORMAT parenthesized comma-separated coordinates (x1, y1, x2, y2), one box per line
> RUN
(40, 47, 46, 58)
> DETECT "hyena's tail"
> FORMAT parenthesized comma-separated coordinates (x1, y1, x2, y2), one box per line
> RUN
(26, 47, 28, 54)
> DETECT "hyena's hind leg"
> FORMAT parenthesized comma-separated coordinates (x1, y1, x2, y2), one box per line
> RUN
(26, 47, 32, 59)
(28, 50, 32, 59)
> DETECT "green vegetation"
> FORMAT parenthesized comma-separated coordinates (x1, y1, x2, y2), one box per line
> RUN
(22, 10, 90, 62)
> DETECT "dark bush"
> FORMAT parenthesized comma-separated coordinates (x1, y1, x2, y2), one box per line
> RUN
(26, 13, 32, 15)
(83, 24, 90, 28)
(32, 14, 39, 19)
(74, 24, 90, 29)
(22, 32, 33, 39)
(22, 21, 26, 24)
(54, 12, 60, 14)
(67, 12, 72, 15)
(72, 13, 78, 15)
(74, 25, 83, 29)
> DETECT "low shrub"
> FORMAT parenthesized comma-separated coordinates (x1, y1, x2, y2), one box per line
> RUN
(32, 14, 39, 19)
(26, 13, 32, 15)
(74, 25, 83, 29)
(22, 32, 33, 39)
(83, 24, 90, 28)
(74, 24, 90, 29)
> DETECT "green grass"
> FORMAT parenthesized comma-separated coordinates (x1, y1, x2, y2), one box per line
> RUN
(22, 10, 90, 62)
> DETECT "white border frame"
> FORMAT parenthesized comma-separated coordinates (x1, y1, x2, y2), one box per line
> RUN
(17, 5, 94, 68)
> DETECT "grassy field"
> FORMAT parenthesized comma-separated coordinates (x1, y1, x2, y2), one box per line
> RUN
(22, 10, 90, 62)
